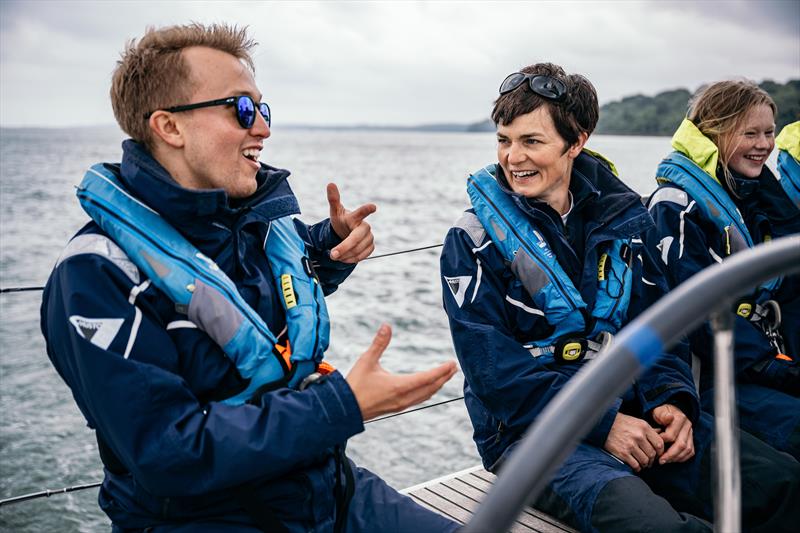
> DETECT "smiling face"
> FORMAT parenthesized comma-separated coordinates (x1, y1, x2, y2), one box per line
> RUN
(721, 104, 775, 179)
(496, 106, 585, 213)
(170, 46, 270, 198)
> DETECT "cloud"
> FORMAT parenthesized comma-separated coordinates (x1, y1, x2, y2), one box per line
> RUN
(1, 0, 797, 127)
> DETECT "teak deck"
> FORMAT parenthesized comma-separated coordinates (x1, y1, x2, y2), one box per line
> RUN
(402, 465, 576, 532)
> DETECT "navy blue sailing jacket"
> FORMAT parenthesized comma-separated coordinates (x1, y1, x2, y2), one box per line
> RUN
(646, 166, 800, 389)
(440, 152, 698, 471)
(40, 140, 362, 528)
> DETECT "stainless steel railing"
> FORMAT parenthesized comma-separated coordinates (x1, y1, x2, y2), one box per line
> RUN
(464, 235, 800, 533)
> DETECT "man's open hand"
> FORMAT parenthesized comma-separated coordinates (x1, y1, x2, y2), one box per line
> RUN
(327, 183, 376, 263)
(346, 324, 457, 422)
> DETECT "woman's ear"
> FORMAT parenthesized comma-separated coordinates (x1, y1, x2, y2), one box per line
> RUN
(148, 111, 185, 149)
(568, 132, 589, 159)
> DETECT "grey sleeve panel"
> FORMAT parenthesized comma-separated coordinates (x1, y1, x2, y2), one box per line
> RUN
(510, 249, 550, 297)
(728, 227, 750, 255)
(187, 278, 244, 347)
(453, 211, 487, 248)
(647, 187, 689, 210)
(56, 233, 141, 284)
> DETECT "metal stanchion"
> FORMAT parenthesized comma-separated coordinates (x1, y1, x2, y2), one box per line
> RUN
(711, 310, 740, 532)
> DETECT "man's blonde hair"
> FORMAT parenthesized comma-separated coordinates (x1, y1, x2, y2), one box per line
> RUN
(110, 23, 257, 150)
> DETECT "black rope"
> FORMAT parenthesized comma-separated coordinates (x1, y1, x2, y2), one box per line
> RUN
(0, 243, 445, 294)
(0, 395, 465, 506)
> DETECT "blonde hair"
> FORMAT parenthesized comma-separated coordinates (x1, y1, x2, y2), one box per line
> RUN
(110, 23, 257, 150)
(688, 80, 776, 192)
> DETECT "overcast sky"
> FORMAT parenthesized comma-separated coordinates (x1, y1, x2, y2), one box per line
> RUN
(1, 0, 798, 128)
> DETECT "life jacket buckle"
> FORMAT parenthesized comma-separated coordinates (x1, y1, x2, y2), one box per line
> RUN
(734, 299, 754, 319)
(302, 256, 320, 282)
(554, 337, 588, 363)
(619, 243, 633, 266)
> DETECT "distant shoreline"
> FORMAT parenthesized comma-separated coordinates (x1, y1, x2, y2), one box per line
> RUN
(0, 123, 673, 138)
(4, 79, 795, 136)
(4, 78, 797, 136)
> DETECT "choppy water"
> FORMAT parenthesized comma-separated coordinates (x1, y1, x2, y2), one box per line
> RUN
(0, 126, 690, 531)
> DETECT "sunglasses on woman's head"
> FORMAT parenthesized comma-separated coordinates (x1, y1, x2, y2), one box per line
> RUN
(499, 73, 567, 102)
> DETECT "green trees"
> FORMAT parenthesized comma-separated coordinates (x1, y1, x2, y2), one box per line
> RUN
(595, 80, 799, 136)
(761, 79, 800, 131)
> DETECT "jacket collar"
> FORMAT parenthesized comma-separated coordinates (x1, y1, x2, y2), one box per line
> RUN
(117, 140, 299, 231)
(776, 121, 800, 161)
(671, 118, 720, 182)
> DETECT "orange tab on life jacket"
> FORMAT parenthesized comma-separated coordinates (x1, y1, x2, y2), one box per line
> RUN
(776, 353, 793, 362)
(275, 340, 292, 369)
(276, 340, 335, 374)
(317, 361, 336, 375)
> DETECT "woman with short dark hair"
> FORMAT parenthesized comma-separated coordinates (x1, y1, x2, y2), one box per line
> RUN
(440, 64, 800, 532)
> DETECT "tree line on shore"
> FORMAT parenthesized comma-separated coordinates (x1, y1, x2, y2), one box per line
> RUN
(466, 79, 799, 136)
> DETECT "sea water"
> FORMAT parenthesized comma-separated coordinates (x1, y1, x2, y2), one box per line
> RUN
(0, 127, 691, 531)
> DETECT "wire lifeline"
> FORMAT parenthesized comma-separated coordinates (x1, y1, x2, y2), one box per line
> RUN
(0, 286, 45, 294)
(365, 395, 464, 423)
(0, 244, 445, 294)
(0, 482, 103, 507)
(0, 395, 465, 506)
(362, 243, 443, 261)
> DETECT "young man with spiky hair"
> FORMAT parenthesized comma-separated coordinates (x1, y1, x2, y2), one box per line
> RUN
(41, 23, 457, 532)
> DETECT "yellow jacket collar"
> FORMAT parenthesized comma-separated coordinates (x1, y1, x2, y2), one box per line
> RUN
(671, 118, 720, 183)
(582, 148, 619, 177)
(776, 121, 800, 161)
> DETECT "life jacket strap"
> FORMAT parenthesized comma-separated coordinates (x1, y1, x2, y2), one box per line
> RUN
(526, 331, 614, 363)
(317, 361, 336, 374)
(734, 298, 786, 354)
(333, 445, 355, 533)
(275, 340, 292, 368)
(275, 339, 336, 376)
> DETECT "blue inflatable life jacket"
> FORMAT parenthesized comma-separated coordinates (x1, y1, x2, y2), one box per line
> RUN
(776, 121, 800, 210)
(76, 163, 330, 405)
(777, 150, 800, 209)
(467, 163, 633, 362)
(654, 151, 780, 294)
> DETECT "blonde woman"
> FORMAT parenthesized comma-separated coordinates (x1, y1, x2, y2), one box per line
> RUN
(645, 80, 800, 461)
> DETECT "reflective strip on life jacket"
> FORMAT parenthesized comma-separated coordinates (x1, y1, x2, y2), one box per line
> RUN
(77, 163, 330, 404)
(525, 332, 614, 363)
